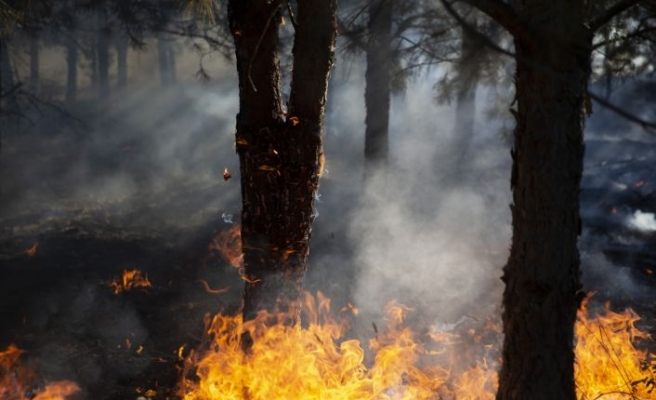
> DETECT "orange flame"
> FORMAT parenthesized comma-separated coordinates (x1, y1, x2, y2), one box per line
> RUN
(109, 269, 152, 294)
(180, 293, 497, 400)
(1, 345, 80, 400)
(179, 293, 656, 400)
(575, 299, 656, 400)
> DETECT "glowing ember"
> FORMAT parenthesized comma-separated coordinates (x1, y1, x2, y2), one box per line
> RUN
(208, 224, 243, 269)
(179, 293, 656, 400)
(109, 269, 152, 294)
(0, 345, 80, 400)
(24, 243, 38, 258)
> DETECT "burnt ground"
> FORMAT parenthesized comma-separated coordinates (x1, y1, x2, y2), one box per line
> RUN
(3, 83, 656, 399)
(0, 86, 360, 399)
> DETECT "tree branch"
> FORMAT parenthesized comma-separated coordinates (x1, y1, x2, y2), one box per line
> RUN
(457, 0, 533, 41)
(588, 91, 656, 132)
(589, 0, 646, 32)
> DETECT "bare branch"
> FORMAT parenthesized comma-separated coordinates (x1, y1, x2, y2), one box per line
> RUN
(589, 0, 646, 32)
(588, 91, 656, 132)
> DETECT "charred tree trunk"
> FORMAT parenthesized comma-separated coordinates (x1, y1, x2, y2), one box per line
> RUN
(496, 2, 591, 399)
(229, 0, 337, 322)
(65, 36, 78, 104)
(28, 33, 39, 93)
(363, 0, 392, 183)
(116, 35, 128, 89)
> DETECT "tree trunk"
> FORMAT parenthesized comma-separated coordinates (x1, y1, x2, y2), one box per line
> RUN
(451, 22, 479, 180)
(0, 38, 17, 114)
(97, 4, 110, 98)
(363, 0, 392, 183)
(65, 36, 78, 104)
(496, 2, 591, 399)
(229, 0, 337, 322)
(116, 35, 128, 89)
(157, 38, 174, 86)
(29, 34, 39, 93)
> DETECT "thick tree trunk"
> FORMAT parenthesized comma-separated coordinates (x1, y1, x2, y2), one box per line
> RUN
(65, 36, 78, 104)
(496, 2, 591, 399)
(229, 0, 337, 322)
(363, 0, 392, 183)
(29, 34, 39, 93)
(116, 35, 128, 89)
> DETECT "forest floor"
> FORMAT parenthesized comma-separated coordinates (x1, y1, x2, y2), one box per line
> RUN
(3, 88, 656, 399)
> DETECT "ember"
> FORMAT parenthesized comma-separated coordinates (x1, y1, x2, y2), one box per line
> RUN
(208, 224, 243, 269)
(109, 269, 152, 294)
(24, 243, 38, 258)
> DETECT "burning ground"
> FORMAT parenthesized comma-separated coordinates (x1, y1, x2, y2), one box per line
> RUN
(2, 77, 656, 399)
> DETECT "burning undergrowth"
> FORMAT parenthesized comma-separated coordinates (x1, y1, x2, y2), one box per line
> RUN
(172, 292, 656, 400)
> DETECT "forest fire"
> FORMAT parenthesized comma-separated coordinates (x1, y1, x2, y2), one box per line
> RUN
(176, 293, 656, 400)
(109, 269, 152, 294)
(0, 345, 80, 400)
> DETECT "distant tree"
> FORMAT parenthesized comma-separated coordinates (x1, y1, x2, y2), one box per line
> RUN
(340, 0, 456, 184)
(363, 0, 392, 182)
(446, 0, 649, 398)
(228, 0, 337, 322)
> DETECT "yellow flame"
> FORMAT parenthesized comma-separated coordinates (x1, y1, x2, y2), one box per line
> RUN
(180, 293, 656, 400)
(575, 299, 656, 399)
(109, 269, 152, 294)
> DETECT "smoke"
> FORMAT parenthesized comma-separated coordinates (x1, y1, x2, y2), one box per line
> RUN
(322, 77, 512, 325)
(3, 30, 656, 397)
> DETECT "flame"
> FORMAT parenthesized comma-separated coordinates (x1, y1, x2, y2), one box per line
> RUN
(179, 292, 656, 400)
(180, 293, 497, 400)
(1, 345, 80, 400)
(208, 224, 243, 269)
(575, 299, 656, 399)
(109, 269, 152, 294)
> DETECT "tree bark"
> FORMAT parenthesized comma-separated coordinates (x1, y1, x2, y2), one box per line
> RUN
(496, 1, 591, 399)
(65, 35, 78, 104)
(363, 0, 392, 183)
(229, 0, 337, 322)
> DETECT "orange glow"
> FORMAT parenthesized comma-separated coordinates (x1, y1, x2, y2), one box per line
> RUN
(1, 345, 79, 400)
(197, 279, 229, 295)
(208, 224, 243, 269)
(179, 293, 656, 400)
(24, 243, 38, 257)
(109, 269, 152, 294)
